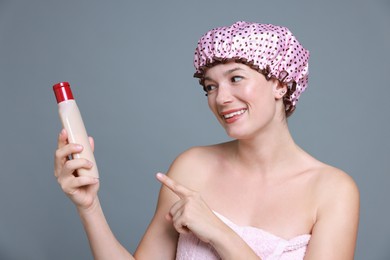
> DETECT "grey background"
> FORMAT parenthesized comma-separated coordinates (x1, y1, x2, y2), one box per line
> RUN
(0, 0, 389, 259)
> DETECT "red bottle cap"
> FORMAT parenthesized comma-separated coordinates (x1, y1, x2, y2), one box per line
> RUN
(53, 82, 74, 103)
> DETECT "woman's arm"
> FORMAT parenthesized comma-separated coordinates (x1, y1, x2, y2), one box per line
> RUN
(78, 199, 133, 260)
(151, 147, 262, 260)
(304, 169, 360, 260)
(133, 181, 180, 260)
(55, 129, 178, 260)
(55, 129, 133, 259)
(156, 173, 261, 260)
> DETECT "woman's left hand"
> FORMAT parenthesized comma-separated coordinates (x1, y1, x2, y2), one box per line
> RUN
(156, 172, 221, 244)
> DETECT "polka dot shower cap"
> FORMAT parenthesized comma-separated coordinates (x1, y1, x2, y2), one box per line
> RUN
(193, 21, 310, 116)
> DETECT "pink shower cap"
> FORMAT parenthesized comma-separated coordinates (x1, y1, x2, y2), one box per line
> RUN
(193, 21, 310, 116)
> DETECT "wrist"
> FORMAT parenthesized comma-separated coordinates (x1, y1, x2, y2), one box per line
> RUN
(209, 223, 260, 260)
(77, 197, 101, 216)
(208, 219, 234, 249)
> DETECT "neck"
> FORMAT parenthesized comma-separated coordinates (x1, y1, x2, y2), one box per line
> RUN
(232, 119, 300, 176)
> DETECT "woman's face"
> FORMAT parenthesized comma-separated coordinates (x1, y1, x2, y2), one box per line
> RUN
(203, 62, 284, 139)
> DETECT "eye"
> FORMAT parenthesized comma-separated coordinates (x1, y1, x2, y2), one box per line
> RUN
(203, 85, 217, 93)
(231, 76, 243, 83)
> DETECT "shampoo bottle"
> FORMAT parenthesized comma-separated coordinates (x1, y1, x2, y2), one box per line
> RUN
(53, 82, 99, 178)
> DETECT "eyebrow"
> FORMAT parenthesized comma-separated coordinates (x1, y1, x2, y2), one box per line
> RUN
(204, 67, 245, 82)
(224, 67, 245, 76)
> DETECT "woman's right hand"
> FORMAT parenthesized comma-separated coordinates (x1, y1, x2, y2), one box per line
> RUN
(54, 129, 100, 212)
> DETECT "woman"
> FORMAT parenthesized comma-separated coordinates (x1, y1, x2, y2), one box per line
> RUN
(54, 21, 359, 259)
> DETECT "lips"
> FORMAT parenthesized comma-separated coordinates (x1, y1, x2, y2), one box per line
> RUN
(220, 108, 247, 123)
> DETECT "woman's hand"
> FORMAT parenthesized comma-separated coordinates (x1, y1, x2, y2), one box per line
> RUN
(54, 129, 100, 211)
(156, 172, 222, 244)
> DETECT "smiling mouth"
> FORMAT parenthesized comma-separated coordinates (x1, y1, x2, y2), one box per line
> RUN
(222, 109, 247, 119)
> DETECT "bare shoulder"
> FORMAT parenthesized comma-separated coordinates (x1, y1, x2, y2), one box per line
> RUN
(173, 142, 229, 161)
(310, 163, 359, 204)
(303, 162, 360, 259)
(165, 142, 232, 189)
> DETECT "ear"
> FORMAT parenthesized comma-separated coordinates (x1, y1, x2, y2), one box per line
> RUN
(272, 80, 287, 100)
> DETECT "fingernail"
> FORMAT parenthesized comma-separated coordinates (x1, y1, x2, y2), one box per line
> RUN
(156, 172, 164, 178)
(76, 145, 83, 150)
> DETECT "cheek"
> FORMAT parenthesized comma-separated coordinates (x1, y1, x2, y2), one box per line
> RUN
(246, 85, 276, 114)
(207, 98, 219, 116)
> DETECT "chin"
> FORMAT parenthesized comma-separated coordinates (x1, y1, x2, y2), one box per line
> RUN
(224, 127, 251, 140)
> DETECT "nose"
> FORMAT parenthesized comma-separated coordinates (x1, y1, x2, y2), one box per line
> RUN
(215, 85, 233, 105)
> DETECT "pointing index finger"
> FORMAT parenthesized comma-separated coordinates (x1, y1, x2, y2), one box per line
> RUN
(156, 173, 191, 199)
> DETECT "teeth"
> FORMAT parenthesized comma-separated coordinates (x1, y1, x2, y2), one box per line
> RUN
(223, 109, 246, 119)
